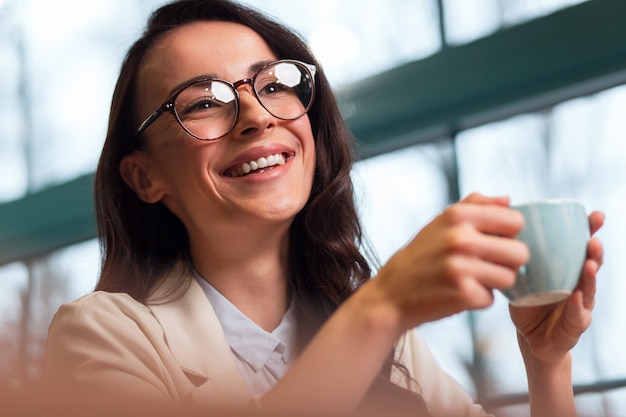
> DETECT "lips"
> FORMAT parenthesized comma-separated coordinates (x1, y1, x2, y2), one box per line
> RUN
(224, 152, 288, 177)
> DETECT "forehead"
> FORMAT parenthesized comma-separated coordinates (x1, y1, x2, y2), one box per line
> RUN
(136, 21, 278, 112)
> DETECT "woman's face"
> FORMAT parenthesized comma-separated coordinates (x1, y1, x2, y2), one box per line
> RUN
(125, 21, 316, 240)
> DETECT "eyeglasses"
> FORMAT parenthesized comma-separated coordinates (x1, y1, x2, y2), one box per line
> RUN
(135, 59, 317, 141)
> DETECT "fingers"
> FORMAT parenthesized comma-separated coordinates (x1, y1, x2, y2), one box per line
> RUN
(461, 192, 510, 207)
(588, 211, 605, 236)
(443, 223, 529, 273)
(579, 262, 597, 310)
(564, 288, 593, 335)
(540, 213, 602, 341)
(579, 214, 603, 311)
(573, 212, 603, 310)
(473, 232, 529, 268)
(576, 232, 603, 307)
(587, 237, 604, 269)
(442, 199, 525, 238)
(438, 195, 529, 284)
(428, 202, 528, 301)
(451, 254, 518, 294)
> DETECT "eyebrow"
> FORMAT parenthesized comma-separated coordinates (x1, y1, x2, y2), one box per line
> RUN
(166, 60, 276, 97)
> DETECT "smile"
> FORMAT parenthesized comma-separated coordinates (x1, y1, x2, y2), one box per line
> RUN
(225, 153, 287, 177)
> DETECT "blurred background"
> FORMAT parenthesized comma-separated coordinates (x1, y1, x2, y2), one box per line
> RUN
(1, 0, 626, 415)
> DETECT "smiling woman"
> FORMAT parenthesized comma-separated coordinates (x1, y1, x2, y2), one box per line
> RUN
(41, 1, 604, 416)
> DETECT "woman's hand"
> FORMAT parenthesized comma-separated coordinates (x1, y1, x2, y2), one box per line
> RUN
(264, 193, 530, 415)
(371, 193, 530, 333)
(509, 211, 605, 365)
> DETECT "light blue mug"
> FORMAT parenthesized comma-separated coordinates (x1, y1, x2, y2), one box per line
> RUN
(502, 199, 590, 307)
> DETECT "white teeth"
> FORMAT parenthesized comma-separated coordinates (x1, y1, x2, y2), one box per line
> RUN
(267, 154, 279, 165)
(230, 153, 286, 177)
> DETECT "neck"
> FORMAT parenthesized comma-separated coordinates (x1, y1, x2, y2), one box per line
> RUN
(189, 221, 291, 331)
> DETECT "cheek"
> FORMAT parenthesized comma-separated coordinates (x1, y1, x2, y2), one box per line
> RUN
(295, 118, 316, 174)
(147, 138, 219, 189)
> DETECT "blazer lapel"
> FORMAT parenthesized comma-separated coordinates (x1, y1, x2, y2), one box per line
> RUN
(148, 267, 249, 406)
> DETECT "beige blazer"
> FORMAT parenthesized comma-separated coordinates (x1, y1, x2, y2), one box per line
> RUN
(44, 267, 489, 416)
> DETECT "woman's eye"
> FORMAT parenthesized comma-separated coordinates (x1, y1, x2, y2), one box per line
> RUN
(180, 97, 220, 116)
(258, 81, 291, 96)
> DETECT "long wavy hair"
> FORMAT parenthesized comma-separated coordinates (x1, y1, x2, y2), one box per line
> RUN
(94, 0, 427, 414)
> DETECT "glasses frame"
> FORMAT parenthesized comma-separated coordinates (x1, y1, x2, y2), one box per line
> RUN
(134, 59, 317, 141)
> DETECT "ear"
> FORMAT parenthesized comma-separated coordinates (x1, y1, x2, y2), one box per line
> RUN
(119, 152, 165, 204)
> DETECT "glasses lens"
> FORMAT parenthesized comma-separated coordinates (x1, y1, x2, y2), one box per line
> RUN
(174, 80, 237, 140)
(255, 61, 314, 120)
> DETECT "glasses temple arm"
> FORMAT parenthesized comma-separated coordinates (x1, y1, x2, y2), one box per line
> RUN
(135, 104, 168, 136)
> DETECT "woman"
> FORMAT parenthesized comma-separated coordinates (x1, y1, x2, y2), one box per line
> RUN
(43, 0, 604, 416)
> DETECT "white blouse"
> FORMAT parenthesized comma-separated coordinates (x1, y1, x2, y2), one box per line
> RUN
(194, 274, 298, 396)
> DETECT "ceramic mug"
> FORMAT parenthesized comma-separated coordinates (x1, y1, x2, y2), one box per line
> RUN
(501, 199, 590, 307)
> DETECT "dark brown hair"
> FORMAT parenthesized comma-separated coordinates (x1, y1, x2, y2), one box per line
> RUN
(94, 0, 427, 414)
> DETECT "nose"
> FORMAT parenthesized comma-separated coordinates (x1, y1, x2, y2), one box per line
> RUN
(231, 84, 276, 138)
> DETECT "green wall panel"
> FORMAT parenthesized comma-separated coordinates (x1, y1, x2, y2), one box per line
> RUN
(0, 174, 95, 265)
(338, 0, 626, 156)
